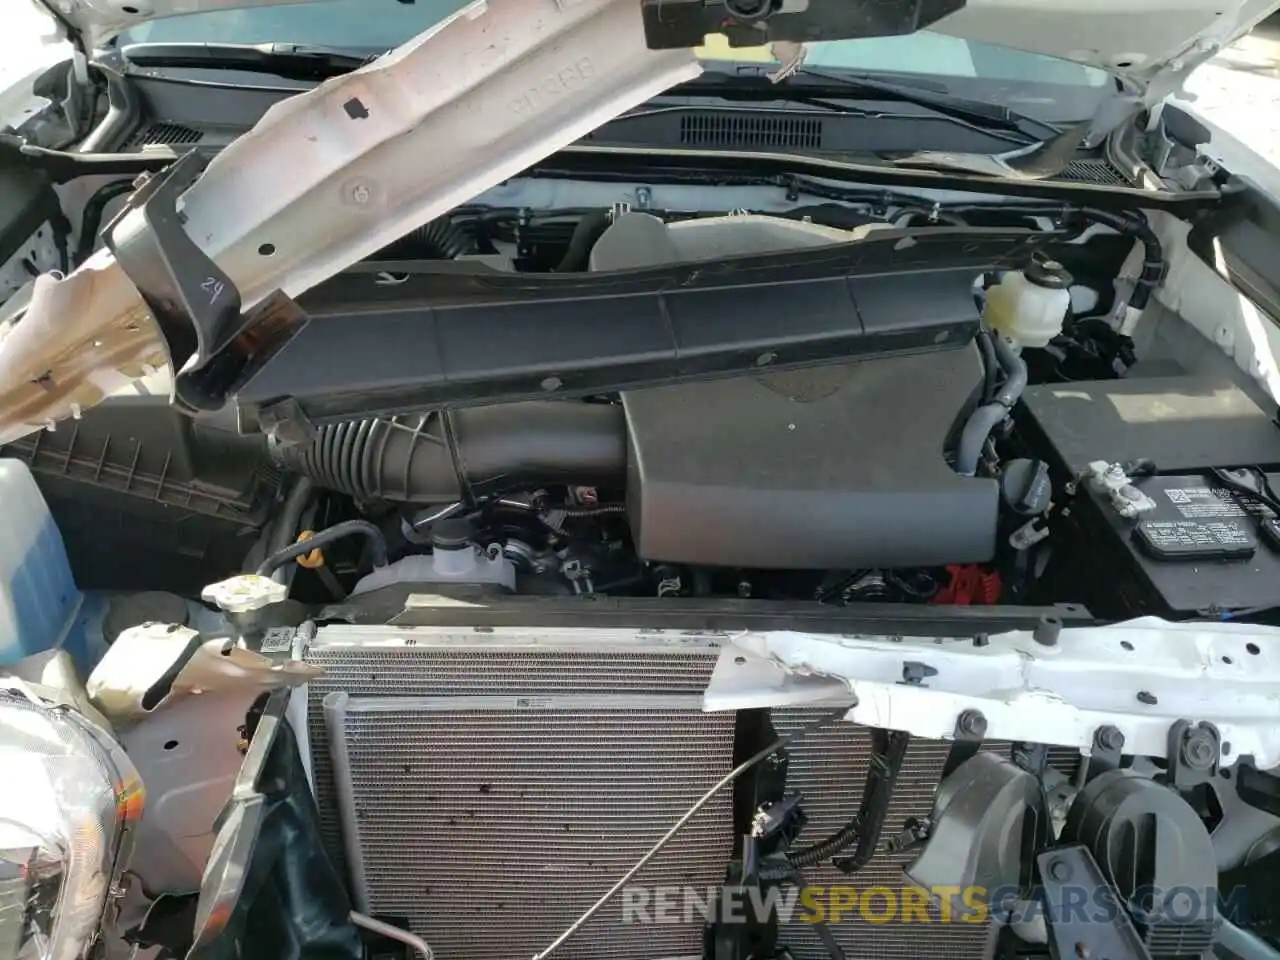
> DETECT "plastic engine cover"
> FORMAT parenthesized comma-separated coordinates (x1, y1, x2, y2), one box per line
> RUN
(621, 352, 997, 569)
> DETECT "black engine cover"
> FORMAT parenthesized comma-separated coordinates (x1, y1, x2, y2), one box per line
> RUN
(622, 349, 996, 569)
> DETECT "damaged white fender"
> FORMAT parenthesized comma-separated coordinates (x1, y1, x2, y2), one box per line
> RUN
(0, 0, 700, 441)
(705, 617, 1280, 767)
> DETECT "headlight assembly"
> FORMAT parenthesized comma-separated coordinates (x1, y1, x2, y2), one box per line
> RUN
(0, 690, 143, 960)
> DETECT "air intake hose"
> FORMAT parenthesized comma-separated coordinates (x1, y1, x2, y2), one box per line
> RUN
(278, 402, 627, 502)
(375, 216, 476, 260)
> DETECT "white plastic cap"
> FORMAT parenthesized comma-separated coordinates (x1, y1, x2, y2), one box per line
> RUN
(201, 574, 289, 614)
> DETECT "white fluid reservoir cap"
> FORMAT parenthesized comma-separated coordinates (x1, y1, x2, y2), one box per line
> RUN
(201, 574, 288, 614)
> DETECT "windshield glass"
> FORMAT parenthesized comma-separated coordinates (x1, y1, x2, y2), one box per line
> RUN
(119, 0, 1109, 89)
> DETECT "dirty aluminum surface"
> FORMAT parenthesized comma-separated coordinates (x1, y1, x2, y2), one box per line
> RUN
(302, 627, 727, 960)
(299, 624, 1089, 960)
(325, 690, 735, 960)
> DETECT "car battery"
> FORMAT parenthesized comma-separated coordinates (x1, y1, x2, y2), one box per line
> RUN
(1017, 374, 1280, 618)
(1072, 471, 1280, 618)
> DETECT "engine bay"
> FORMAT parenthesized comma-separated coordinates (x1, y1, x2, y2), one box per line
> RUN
(4, 23, 1280, 960)
(7, 175, 1280, 624)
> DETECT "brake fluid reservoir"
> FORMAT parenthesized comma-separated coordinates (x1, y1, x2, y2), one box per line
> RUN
(982, 259, 1073, 349)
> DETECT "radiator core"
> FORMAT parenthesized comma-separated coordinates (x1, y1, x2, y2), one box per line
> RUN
(301, 625, 1066, 960)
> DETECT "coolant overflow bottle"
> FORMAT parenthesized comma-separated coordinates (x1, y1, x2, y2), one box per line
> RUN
(981, 259, 1072, 349)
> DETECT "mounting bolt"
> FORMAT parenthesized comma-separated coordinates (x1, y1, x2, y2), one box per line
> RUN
(1095, 725, 1125, 752)
(957, 709, 987, 738)
(1137, 690, 1158, 705)
(1181, 724, 1218, 771)
(972, 633, 990, 648)
(1048, 858, 1072, 882)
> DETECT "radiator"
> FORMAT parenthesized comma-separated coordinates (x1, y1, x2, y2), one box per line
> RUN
(772, 712, 990, 960)
(300, 625, 1074, 960)
(303, 626, 733, 960)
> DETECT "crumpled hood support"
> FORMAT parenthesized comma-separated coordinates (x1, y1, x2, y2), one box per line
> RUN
(8, 0, 1280, 439)
(0, 0, 700, 440)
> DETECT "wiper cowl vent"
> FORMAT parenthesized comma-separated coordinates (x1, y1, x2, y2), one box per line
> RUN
(679, 113, 823, 150)
(1057, 157, 1133, 186)
(126, 122, 204, 148)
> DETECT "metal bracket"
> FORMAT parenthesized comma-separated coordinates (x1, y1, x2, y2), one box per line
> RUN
(941, 708, 987, 780)
(1038, 845, 1153, 960)
(102, 153, 309, 414)
(103, 151, 241, 377)
(752, 792, 807, 847)
(1166, 719, 1221, 790)
(831, 728, 911, 873)
(1011, 741, 1050, 775)
(884, 816, 931, 855)
(257, 395, 319, 447)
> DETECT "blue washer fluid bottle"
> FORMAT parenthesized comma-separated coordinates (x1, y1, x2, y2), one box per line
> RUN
(0, 459, 84, 666)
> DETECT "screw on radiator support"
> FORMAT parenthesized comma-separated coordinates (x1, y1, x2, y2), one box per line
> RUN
(1094, 725, 1124, 752)
(1181, 729, 1217, 770)
(1137, 690, 1158, 705)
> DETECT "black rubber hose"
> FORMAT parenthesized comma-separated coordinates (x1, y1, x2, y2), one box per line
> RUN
(76, 179, 137, 264)
(975, 328, 998, 404)
(955, 331, 1028, 477)
(784, 818, 863, 869)
(280, 402, 627, 503)
(267, 477, 316, 583)
(1078, 207, 1164, 311)
(255, 519, 388, 577)
(555, 209, 613, 272)
(377, 216, 475, 259)
(955, 404, 1009, 478)
(407, 217, 475, 258)
(990, 331, 1028, 408)
(758, 824, 861, 881)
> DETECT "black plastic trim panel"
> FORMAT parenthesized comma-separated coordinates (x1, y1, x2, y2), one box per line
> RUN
(238, 227, 1042, 423)
(541, 144, 1220, 210)
(327, 594, 1094, 635)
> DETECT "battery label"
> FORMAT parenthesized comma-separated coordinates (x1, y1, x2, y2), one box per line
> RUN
(1141, 519, 1254, 550)
(1162, 486, 1248, 518)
